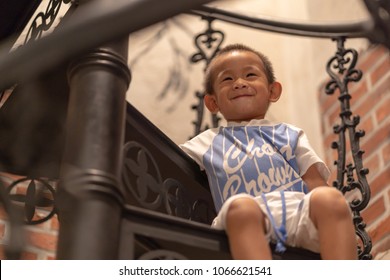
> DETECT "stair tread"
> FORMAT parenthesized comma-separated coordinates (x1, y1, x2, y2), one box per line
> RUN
(121, 205, 321, 260)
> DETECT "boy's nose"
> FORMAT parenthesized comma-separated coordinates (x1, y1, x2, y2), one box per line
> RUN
(233, 79, 248, 89)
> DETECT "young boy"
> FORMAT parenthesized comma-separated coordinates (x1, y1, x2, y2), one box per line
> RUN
(180, 44, 357, 259)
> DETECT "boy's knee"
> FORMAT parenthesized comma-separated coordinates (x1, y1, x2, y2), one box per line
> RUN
(310, 187, 351, 220)
(226, 198, 265, 225)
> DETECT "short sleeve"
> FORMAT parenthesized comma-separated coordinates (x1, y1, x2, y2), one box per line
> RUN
(179, 128, 219, 171)
(295, 130, 330, 182)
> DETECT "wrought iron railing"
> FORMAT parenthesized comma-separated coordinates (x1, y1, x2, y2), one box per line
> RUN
(23, 0, 72, 44)
(325, 37, 372, 259)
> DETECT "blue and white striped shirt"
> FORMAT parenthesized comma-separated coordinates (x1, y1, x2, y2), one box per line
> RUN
(181, 119, 329, 212)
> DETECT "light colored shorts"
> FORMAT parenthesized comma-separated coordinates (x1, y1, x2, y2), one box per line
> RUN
(211, 191, 320, 253)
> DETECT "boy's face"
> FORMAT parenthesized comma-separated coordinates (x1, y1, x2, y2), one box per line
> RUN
(204, 50, 281, 122)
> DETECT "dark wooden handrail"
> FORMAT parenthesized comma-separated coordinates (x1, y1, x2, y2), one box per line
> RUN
(190, 5, 372, 38)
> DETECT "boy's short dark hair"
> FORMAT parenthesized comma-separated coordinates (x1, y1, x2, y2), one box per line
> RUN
(204, 43, 276, 94)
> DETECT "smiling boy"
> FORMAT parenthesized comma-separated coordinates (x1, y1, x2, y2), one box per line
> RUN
(180, 44, 357, 259)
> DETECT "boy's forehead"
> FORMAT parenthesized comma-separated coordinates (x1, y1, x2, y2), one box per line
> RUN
(212, 50, 264, 72)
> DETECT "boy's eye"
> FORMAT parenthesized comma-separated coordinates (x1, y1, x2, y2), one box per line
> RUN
(246, 73, 257, 77)
(222, 77, 233, 81)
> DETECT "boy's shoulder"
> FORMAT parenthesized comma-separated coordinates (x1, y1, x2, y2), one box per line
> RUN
(184, 119, 304, 145)
(225, 119, 302, 131)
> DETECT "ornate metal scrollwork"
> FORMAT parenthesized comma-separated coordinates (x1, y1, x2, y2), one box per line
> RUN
(190, 17, 224, 137)
(122, 141, 214, 221)
(24, 0, 72, 44)
(6, 177, 57, 225)
(325, 37, 372, 259)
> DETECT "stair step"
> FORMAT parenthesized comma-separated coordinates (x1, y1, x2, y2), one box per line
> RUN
(118, 205, 321, 260)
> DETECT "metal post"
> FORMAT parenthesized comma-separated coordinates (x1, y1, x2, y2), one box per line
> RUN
(56, 37, 130, 259)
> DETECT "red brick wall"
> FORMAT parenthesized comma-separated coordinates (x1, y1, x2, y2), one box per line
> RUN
(318, 45, 390, 258)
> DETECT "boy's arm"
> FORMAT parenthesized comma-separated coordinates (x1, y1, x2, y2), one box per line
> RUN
(301, 164, 329, 192)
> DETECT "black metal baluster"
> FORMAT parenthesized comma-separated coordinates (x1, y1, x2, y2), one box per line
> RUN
(189, 17, 224, 137)
(325, 37, 372, 259)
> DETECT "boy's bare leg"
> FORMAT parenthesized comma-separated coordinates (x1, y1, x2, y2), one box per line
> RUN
(310, 187, 358, 259)
(225, 197, 272, 259)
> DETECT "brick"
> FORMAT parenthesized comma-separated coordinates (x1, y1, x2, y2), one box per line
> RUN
(350, 79, 369, 110)
(372, 237, 390, 259)
(383, 141, 390, 164)
(362, 125, 390, 158)
(362, 197, 385, 225)
(51, 216, 59, 231)
(25, 230, 58, 252)
(20, 251, 38, 260)
(15, 186, 27, 195)
(373, 75, 390, 100)
(320, 86, 339, 114)
(388, 188, 390, 201)
(345, 141, 352, 161)
(354, 94, 377, 122)
(359, 117, 374, 138)
(358, 46, 389, 73)
(370, 164, 390, 197)
(370, 57, 390, 86)
(364, 154, 380, 179)
(375, 96, 390, 124)
(357, 117, 374, 149)
(31, 215, 51, 230)
(369, 215, 390, 244)
(328, 104, 341, 128)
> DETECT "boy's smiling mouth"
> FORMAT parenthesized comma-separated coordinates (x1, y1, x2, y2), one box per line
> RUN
(231, 94, 254, 100)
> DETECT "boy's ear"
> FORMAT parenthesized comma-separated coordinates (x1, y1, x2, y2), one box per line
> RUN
(204, 94, 219, 114)
(269, 82, 282, 102)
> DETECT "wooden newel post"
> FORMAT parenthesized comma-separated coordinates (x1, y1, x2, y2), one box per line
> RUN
(56, 37, 130, 259)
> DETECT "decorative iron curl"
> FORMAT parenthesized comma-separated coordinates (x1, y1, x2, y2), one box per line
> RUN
(190, 17, 224, 137)
(190, 17, 224, 67)
(355, 215, 372, 259)
(24, 0, 72, 44)
(7, 177, 57, 225)
(325, 37, 372, 260)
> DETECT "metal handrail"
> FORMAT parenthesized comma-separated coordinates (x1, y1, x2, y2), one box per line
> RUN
(0, 0, 384, 91)
(0, 0, 215, 90)
(191, 5, 373, 38)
